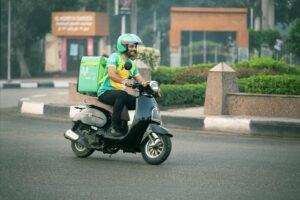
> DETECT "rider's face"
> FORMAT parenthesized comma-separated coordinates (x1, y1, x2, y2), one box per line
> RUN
(127, 44, 137, 57)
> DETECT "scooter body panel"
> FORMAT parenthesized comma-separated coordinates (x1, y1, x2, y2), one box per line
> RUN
(102, 95, 158, 149)
(141, 123, 173, 144)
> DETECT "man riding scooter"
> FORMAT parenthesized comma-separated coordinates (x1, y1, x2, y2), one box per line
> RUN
(97, 34, 147, 137)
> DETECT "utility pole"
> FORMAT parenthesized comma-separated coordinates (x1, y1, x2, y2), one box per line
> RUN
(203, 31, 207, 63)
(250, 7, 254, 29)
(153, 10, 157, 48)
(130, 0, 137, 34)
(262, 0, 274, 29)
(114, 0, 119, 15)
(121, 16, 126, 34)
(7, 0, 11, 81)
(118, 0, 132, 35)
(189, 31, 193, 66)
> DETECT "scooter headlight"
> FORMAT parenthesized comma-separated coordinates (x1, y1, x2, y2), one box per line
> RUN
(151, 107, 161, 123)
(149, 81, 159, 93)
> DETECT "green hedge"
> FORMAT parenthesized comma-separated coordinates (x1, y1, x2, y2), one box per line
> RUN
(151, 66, 182, 84)
(158, 83, 206, 106)
(152, 58, 300, 84)
(156, 75, 300, 106)
(238, 75, 300, 95)
(234, 57, 300, 78)
(235, 57, 285, 70)
(174, 67, 209, 84)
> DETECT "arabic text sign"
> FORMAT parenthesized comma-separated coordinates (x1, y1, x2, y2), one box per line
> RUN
(52, 12, 96, 36)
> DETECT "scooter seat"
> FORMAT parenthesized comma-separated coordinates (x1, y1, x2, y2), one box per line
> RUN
(83, 97, 113, 113)
(83, 96, 130, 121)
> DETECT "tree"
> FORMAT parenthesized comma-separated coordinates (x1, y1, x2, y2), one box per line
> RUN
(275, 0, 300, 24)
(289, 18, 300, 57)
(1, 0, 79, 78)
(1, 0, 106, 78)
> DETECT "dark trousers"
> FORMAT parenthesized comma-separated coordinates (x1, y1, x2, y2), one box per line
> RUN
(98, 90, 136, 130)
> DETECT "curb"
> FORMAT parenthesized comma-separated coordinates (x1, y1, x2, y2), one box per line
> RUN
(0, 81, 69, 89)
(18, 100, 300, 138)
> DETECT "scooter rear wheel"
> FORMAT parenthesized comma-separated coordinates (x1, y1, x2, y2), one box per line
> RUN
(141, 134, 172, 165)
(71, 141, 94, 158)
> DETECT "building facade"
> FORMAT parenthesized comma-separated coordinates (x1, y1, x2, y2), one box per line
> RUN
(169, 7, 249, 66)
(45, 12, 110, 72)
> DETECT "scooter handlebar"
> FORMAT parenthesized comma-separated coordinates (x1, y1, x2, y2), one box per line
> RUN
(132, 82, 144, 90)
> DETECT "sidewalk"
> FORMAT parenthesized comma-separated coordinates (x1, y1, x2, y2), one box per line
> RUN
(17, 86, 300, 138)
(0, 77, 76, 89)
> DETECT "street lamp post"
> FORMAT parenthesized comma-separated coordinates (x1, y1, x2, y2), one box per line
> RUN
(7, 0, 11, 82)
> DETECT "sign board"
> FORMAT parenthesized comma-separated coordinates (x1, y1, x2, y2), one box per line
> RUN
(274, 39, 283, 51)
(52, 12, 109, 36)
(119, 0, 131, 15)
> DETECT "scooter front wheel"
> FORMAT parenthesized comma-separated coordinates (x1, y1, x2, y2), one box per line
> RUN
(71, 141, 94, 158)
(141, 134, 172, 165)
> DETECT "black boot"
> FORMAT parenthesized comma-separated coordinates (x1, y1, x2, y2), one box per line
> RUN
(110, 127, 124, 137)
(120, 120, 128, 133)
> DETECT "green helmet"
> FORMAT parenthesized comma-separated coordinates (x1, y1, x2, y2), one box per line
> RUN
(117, 34, 142, 53)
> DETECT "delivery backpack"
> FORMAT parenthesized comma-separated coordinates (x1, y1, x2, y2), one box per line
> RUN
(77, 55, 136, 96)
(77, 56, 107, 96)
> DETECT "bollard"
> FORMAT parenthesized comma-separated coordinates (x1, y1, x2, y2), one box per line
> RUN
(204, 62, 238, 115)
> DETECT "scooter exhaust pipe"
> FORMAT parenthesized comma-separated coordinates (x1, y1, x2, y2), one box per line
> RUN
(64, 129, 79, 141)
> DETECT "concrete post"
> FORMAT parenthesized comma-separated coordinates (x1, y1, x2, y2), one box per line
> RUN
(204, 63, 238, 115)
(170, 48, 181, 67)
(262, 0, 274, 30)
(45, 33, 62, 72)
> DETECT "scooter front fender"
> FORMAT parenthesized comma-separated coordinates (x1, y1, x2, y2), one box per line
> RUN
(141, 124, 173, 144)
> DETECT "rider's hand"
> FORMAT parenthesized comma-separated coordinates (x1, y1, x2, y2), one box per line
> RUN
(142, 81, 148, 87)
(122, 79, 134, 87)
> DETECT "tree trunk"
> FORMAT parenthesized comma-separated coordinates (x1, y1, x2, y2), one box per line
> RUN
(16, 47, 31, 78)
(262, 0, 275, 29)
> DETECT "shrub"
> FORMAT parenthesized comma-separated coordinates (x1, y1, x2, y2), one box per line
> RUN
(234, 67, 281, 78)
(151, 66, 182, 84)
(152, 65, 211, 84)
(234, 57, 300, 75)
(288, 66, 300, 75)
(189, 63, 215, 68)
(235, 57, 285, 70)
(158, 83, 206, 106)
(137, 47, 160, 70)
(152, 58, 300, 86)
(248, 57, 285, 71)
(174, 67, 209, 84)
(238, 75, 300, 95)
(234, 67, 261, 78)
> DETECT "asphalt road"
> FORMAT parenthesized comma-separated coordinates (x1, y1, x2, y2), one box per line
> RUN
(0, 88, 67, 108)
(1, 108, 300, 200)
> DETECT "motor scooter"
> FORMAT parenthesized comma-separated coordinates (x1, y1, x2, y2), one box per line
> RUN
(64, 81, 172, 165)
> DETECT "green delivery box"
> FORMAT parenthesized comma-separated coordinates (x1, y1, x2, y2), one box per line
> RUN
(77, 56, 106, 94)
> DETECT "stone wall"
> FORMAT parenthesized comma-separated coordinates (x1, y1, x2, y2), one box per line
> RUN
(226, 93, 300, 118)
(204, 62, 300, 119)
